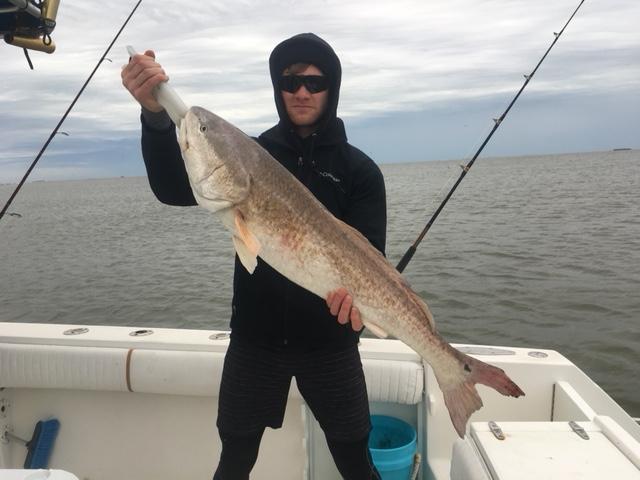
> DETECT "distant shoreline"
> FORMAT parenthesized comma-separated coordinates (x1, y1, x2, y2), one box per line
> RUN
(0, 148, 638, 187)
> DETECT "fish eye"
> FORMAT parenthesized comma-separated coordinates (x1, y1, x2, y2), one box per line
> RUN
(200, 125, 207, 133)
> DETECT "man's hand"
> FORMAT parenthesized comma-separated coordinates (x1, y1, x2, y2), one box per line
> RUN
(326, 288, 363, 331)
(121, 50, 168, 112)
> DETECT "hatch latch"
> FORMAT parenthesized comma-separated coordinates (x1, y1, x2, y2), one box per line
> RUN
(569, 421, 590, 440)
(488, 421, 505, 440)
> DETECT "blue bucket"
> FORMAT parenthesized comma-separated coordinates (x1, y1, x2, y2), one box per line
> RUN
(369, 415, 417, 480)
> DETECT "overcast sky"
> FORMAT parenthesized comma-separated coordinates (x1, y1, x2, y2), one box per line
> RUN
(1, 0, 638, 183)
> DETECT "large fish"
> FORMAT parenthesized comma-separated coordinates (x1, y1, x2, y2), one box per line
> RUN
(178, 106, 524, 437)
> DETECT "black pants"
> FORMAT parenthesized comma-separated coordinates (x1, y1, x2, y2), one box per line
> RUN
(213, 429, 381, 480)
(213, 337, 381, 479)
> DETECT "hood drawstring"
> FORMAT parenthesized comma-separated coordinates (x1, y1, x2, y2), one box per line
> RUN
(293, 131, 318, 187)
(303, 133, 318, 186)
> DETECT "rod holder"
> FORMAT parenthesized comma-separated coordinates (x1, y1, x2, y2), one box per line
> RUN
(43, 0, 61, 25)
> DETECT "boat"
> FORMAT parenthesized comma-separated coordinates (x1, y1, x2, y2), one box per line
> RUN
(1, 321, 639, 479)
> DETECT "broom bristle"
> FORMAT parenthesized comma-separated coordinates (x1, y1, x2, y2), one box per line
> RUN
(24, 418, 60, 469)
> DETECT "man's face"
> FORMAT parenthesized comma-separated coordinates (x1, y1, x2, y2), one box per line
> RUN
(281, 64, 329, 137)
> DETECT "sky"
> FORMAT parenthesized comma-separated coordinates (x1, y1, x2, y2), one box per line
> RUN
(1, 0, 639, 183)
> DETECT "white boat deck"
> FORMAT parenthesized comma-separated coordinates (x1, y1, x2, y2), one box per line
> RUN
(1, 322, 638, 479)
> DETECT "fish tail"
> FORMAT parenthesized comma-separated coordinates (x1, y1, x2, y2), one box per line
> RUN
(467, 355, 525, 397)
(440, 355, 524, 438)
(441, 380, 484, 438)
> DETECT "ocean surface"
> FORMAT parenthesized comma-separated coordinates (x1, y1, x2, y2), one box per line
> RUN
(1, 150, 638, 416)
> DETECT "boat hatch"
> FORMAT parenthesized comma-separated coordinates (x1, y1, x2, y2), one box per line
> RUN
(451, 416, 640, 480)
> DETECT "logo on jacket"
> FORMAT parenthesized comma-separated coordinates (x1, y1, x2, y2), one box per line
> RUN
(317, 170, 341, 184)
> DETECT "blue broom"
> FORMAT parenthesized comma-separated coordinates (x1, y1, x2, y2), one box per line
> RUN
(5, 418, 60, 469)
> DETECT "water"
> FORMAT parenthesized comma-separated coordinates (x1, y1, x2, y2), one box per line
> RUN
(1, 150, 639, 415)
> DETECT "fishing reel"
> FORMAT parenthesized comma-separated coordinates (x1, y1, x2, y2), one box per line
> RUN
(1, 0, 61, 67)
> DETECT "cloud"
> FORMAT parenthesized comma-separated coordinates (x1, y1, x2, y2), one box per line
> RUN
(1, 0, 638, 182)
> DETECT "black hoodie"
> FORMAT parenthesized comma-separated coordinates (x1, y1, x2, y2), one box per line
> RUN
(140, 33, 387, 350)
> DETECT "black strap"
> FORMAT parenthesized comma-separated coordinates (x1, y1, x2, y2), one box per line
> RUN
(23, 48, 34, 70)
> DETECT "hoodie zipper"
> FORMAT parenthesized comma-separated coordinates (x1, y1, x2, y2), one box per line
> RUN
(307, 133, 318, 186)
(284, 133, 318, 346)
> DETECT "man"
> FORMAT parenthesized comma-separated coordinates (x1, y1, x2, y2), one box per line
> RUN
(122, 33, 386, 479)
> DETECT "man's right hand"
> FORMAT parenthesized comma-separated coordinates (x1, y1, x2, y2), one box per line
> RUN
(121, 50, 168, 112)
(326, 288, 364, 332)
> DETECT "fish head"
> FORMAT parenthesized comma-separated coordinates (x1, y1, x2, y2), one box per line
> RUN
(179, 106, 251, 212)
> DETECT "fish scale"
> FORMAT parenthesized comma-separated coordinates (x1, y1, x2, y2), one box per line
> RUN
(179, 105, 525, 438)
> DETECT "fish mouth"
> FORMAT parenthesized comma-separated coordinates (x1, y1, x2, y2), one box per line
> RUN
(178, 116, 190, 151)
(194, 163, 225, 192)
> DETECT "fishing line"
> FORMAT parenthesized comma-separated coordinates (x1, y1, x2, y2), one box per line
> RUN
(0, 0, 143, 222)
(401, 120, 493, 245)
(396, 0, 586, 273)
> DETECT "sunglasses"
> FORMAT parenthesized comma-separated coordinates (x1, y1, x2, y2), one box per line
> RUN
(279, 75, 329, 94)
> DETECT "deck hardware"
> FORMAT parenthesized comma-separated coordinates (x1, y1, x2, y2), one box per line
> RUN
(129, 329, 153, 337)
(1, 426, 11, 444)
(0, 398, 8, 418)
(488, 421, 505, 440)
(569, 421, 589, 440)
(209, 333, 230, 341)
(63, 327, 89, 336)
(2, 423, 27, 445)
(3, 430, 26, 445)
(126, 349, 135, 392)
(528, 351, 548, 358)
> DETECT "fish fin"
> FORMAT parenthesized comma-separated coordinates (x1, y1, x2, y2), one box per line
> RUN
(234, 210, 261, 256)
(364, 321, 389, 339)
(441, 380, 484, 438)
(465, 355, 525, 398)
(233, 235, 258, 274)
(439, 353, 525, 438)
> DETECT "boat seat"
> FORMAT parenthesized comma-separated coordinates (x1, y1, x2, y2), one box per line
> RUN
(0, 342, 423, 404)
(450, 416, 640, 480)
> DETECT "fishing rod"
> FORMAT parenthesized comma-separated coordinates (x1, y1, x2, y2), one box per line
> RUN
(0, 0, 143, 222)
(396, 0, 586, 273)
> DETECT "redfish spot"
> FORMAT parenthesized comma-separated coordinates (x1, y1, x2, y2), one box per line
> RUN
(280, 231, 303, 250)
